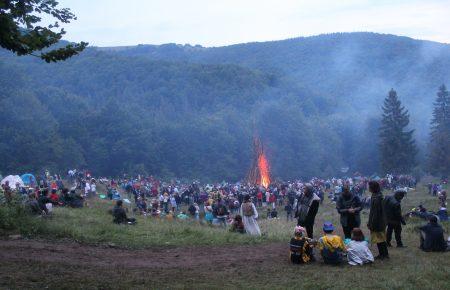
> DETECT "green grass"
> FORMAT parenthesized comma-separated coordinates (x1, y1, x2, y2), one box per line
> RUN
(0, 182, 449, 289)
(0, 182, 448, 248)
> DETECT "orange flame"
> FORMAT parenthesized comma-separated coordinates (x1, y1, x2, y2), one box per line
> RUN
(258, 153, 271, 188)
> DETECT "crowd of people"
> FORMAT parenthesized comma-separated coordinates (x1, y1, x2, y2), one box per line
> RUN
(1, 170, 448, 266)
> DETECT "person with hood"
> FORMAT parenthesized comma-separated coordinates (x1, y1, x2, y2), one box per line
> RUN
(419, 215, 447, 252)
(367, 180, 389, 259)
(289, 226, 315, 264)
(336, 185, 362, 239)
(240, 195, 261, 236)
(384, 189, 406, 247)
(295, 184, 320, 238)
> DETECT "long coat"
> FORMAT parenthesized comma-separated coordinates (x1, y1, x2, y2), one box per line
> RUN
(336, 194, 362, 227)
(367, 192, 386, 232)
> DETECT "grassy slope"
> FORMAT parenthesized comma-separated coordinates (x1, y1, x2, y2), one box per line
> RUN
(1, 183, 449, 289)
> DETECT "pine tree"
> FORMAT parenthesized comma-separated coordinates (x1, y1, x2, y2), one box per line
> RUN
(379, 89, 417, 174)
(428, 85, 450, 177)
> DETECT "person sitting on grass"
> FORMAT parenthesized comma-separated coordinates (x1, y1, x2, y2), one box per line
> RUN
(289, 226, 315, 264)
(38, 189, 53, 215)
(230, 215, 245, 234)
(419, 215, 447, 252)
(345, 228, 374, 266)
(318, 222, 345, 265)
(270, 208, 278, 219)
(112, 200, 136, 225)
(26, 193, 43, 215)
(49, 189, 59, 204)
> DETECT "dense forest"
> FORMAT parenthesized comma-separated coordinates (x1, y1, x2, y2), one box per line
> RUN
(1, 32, 450, 180)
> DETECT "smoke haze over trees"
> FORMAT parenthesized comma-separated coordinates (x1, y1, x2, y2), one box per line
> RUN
(1, 32, 450, 180)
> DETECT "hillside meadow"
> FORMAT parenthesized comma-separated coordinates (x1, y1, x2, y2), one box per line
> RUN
(0, 182, 449, 289)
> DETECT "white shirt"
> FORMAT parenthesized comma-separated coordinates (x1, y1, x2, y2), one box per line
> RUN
(346, 240, 374, 266)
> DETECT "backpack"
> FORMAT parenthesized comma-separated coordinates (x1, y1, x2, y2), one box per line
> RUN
(242, 203, 254, 217)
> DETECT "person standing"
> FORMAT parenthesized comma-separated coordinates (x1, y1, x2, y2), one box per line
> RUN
(336, 185, 362, 239)
(295, 184, 320, 238)
(285, 199, 294, 222)
(214, 199, 229, 228)
(90, 179, 97, 197)
(84, 181, 90, 198)
(240, 195, 261, 236)
(367, 181, 389, 259)
(384, 189, 406, 247)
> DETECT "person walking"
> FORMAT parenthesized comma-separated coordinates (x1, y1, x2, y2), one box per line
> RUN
(336, 185, 362, 239)
(384, 189, 406, 247)
(367, 181, 389, 259)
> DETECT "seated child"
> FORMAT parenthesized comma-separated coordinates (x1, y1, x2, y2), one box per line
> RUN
(230, 215, 245, 234)
(345, 228, 374, 266)
(289, 226, 315, 264)
(318, 222, 345, 265)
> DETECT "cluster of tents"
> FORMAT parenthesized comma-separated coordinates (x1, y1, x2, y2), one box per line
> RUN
(1, 174, 37, 189)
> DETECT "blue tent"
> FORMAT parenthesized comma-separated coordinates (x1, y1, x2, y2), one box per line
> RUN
(21, 173, 36, 186)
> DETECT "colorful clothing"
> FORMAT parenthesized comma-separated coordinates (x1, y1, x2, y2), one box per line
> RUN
(318, 234, 345, 264)
(370, 231, 386, 244)
(289, 237, 313, 264)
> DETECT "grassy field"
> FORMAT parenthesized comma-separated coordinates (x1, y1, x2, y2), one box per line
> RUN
(1, 182, 448, 248)
(0, 182, 449, 289)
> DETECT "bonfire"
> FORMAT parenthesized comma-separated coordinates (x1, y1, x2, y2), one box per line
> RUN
(247, 136, 271, 188)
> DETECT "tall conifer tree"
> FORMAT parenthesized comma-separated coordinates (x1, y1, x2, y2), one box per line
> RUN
(379, 89, 417, 174)
(428, 85, 450, 177)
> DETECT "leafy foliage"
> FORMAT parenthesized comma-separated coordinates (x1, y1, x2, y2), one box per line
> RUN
(0, 0, 87, 62)
(1, 33, 450, 179)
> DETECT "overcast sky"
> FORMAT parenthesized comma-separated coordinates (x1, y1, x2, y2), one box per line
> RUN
(58, 0, 450, 47)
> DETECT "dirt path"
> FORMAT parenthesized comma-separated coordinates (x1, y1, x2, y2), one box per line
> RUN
(0, 238, 285, 270)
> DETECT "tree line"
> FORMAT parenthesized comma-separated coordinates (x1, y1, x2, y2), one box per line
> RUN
(379, 86, 450, 177)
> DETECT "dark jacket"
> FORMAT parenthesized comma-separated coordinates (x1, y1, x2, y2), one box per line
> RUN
(296, 200, 319, 226)
(368, 191, 386, 232)
(420, 223, 447, 252)
(112, 205, 128, 224)
(336, 194, 362, 227)
(383, 195, 404, 225)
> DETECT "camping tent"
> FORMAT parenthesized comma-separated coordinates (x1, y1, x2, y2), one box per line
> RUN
(1, 175, 25, 189)
(20, 173, 37, 186)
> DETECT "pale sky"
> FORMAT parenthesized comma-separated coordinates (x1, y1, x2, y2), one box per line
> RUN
(55, 0, 450, 47)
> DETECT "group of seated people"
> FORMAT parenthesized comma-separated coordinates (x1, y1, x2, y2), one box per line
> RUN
(289, 216, 449, 266)
(27, 187, 84, 216)
(289, 223, 373, 265)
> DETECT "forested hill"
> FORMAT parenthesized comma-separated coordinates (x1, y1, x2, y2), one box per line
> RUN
(103, 32, 450, 119)
(1, 32, 450, 180)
